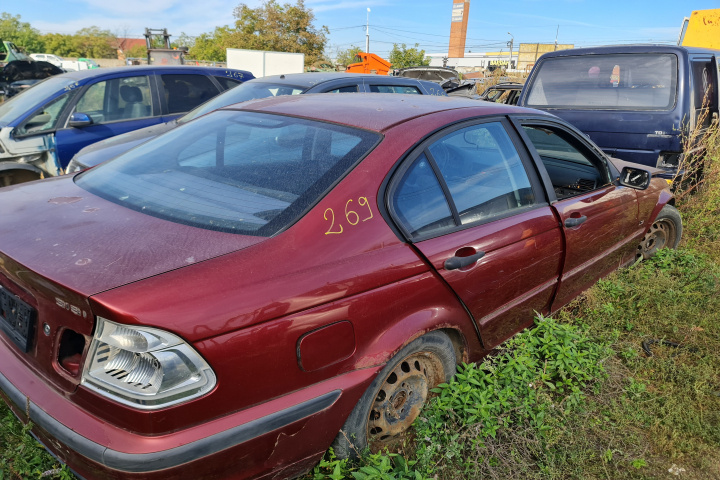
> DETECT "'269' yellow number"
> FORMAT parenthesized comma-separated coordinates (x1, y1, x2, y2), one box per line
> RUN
(324, 196, 374, 235)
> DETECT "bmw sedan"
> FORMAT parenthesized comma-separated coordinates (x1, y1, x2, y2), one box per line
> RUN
(0, 94, 680, 479)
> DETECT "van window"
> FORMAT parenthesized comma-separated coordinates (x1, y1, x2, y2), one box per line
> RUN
(525, 54, 678, 110)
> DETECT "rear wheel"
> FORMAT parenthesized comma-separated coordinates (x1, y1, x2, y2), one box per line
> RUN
(333, 331, 456, 458)
(0, 169, 42, 187)
(637, 204, 682, 260)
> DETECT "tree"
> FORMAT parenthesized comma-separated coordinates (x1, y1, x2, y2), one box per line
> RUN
(335, 46, 362, 67)
(42, 33, 80, 57)
(73, 26, 116, 58)
(0, 12, 45, 53)
(188, 26, 235, 62)
(388, 43, 429, 69)
(189, 1, 328, 65)
(125, 44, 147, 59)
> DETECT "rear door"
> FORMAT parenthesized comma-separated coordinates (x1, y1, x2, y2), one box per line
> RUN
(387, 118, 563, 348)
(512, 118, 641, 309)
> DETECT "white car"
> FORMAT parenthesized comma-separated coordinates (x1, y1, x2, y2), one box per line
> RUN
(29, 53, 64, 68)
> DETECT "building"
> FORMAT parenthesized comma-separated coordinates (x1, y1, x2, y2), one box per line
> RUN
(449, 0, 470, 58)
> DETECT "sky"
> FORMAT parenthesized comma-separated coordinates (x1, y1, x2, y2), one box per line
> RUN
(6, 0, 720, 58)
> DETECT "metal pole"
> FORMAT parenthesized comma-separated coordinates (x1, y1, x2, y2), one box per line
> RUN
(366, 8, 371, 52)
(507, 32, 514, 71)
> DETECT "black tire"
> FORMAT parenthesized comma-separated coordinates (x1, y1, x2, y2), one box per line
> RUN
(332, 331, 456, 459)
(637, 204, 682, 260)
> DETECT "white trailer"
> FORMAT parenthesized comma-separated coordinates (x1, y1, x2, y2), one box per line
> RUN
(226, 49, 305, 77)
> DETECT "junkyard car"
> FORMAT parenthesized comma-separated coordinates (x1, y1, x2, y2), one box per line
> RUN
(480, 81, 524, 105)
(0, 65, 253, 186)
(66, 72, 448, 173)
(0, 94, 680, 479)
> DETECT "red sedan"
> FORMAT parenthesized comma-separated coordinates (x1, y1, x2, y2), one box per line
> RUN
(0, 94, 680, 479)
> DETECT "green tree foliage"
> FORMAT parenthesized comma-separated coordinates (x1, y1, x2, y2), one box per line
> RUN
(125, 44, 147, 59)
(74, 27, 116, 58)
(189, 0, 328, 65)
(189, 26, 235, 63)
(40, 27, 117, 58)
(388, 43, 429, 69)
(0, 12, 45, 53)
(335, 45, 363, 67)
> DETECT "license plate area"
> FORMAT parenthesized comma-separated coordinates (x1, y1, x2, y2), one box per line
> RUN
(0, 285, 36, 352)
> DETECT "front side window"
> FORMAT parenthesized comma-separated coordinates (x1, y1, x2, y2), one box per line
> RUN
(327, 85, 359, 93)
(522, 125, 610, 199)
(391, 121, 535, 237)
(74, 76, 153, 123)
(368, 85, 421, 94)
(525, 54, 678, 110)
(16, 92, 74, 135)
(76, 111, 381, 236)
(161, 74, 220, 114)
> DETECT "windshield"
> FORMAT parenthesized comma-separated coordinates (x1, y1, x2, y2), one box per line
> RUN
(178, 82, 306, 124)
(525, 54, 678, 110)
(0, 75, 79, 123)
(76, 110, 381, 236)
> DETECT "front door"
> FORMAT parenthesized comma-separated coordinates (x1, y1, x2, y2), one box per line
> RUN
(515, 120, 641, 310)
(55, 74, 161, 168)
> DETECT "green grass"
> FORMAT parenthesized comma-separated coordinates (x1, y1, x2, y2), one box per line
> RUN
(3, 133, 720, 479)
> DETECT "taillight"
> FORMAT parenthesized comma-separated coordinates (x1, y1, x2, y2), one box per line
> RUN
(81, 317, 216, 409)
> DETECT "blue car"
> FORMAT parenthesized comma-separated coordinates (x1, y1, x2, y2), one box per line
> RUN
(0, 65, 253, 186)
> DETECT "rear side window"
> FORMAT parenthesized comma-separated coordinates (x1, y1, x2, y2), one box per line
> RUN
(369, 85, 421, 94)
(161, 74, 220, 114)
(214, 76, 243, 90)
(525, 54, 678, 110)
(391, 121, 535, 237)
(76, 111, 381, 236)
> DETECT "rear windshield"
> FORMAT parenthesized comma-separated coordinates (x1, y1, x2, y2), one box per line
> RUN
(178, 82, 306, 124)
(76, 111, 380, 236)
(525, 54, 678, 110)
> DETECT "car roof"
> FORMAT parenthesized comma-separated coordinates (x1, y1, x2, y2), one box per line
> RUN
(538, 44, 720, 58)
(58, 65, 253, 81)
(228, 93, 545, 132)
(245, 72, 432, 89)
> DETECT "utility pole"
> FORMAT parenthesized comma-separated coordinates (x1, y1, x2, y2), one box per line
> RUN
(507, 32, 514, 70)
(554, 25, 559, 50)
(366, 8, 371, 52)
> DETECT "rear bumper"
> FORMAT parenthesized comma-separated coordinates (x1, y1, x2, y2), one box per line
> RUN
(0, 340, 378, 479)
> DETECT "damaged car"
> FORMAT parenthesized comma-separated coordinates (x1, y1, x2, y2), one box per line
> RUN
(0, 94, 680, 479)
(395, 66, 479, 97)
(0, 65, 253, 187)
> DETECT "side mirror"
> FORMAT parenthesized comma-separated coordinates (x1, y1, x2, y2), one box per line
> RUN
(619, 166, 651, 190)
(69, 112, 93, 128)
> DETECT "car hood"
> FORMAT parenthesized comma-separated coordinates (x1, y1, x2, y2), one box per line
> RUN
(73, 120, 178, 168)
(0, 175, 264, 297)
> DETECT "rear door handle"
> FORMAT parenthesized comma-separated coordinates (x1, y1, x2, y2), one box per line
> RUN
(444, 251, 485, 270)
(564, 215, 587, 228)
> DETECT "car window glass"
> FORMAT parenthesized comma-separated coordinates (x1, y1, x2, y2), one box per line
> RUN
(76, 111, 381, 237)
(691, 59, 716, 129)
(429, 122, 534, 225)
(326, 85, 359, 93)
(522, 125, 607, 199)
(74, 76, 152, 124)
(213, 76, 243, 90)
(368, 85, 421, 94)
(392, 153, 454, 237)
(525, 54, 677, 110)
(162, 74, 220, 114)
(16, 92, 74, 135)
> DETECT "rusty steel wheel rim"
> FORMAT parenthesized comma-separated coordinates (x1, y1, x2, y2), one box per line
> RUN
(637, 217, 677, 259)
(366, 351, 444, 451)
